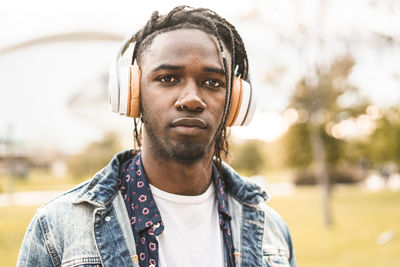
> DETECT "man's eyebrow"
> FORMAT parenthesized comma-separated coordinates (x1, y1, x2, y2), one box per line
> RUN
(152, 64, 184, 72)
(203, 67, 225, 75)
(152, 65, 225, 75)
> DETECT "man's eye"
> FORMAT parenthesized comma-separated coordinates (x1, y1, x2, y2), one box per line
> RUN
(159, 75, 177, 83)
(204, 79, 223, 88)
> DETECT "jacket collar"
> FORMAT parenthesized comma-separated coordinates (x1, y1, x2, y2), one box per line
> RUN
(72, 150, 269, 207)
(221, 162, 269, 205)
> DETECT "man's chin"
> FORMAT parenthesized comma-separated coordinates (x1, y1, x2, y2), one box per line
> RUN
(170, 143, 207, 164)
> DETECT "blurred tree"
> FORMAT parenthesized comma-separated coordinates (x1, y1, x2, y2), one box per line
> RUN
(229, 139, 267, 176)
(68, 132, 122, 179)
(284, 56, 369, 226)
(285, 122, 345, 168)
(340, 108, 400, 170)
(283, 123, 312, 168)
(368, 108, 400, 167)
(240, 0, 399, 227)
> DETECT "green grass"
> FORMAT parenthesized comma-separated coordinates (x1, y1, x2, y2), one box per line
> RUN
(0, 205, 39, 267)
(268, 186, 400, 267)
(0, 169, 86, 193)
(1, 185, 399, 266)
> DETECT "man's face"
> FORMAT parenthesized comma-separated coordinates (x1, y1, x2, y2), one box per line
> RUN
(139, 29, 231, 163)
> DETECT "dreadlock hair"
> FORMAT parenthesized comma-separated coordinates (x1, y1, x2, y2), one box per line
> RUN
(131, 5, 249, 171)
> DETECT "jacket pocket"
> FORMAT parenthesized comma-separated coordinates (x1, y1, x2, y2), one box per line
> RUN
(61, 256, 102, 267)
(263, 247, 290, 267)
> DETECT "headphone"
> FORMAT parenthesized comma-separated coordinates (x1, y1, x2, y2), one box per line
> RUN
(108, 33, 256, 127)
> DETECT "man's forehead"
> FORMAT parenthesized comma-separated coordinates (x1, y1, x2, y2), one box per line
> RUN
(139, 29, 232, 69)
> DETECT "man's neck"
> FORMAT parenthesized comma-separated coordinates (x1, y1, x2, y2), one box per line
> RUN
(140, 146, 214, 196)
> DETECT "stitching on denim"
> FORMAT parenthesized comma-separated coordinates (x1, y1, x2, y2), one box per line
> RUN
(263, 248, 290, 258)
(78, 198, 104, 207)
(39, 215, 61, 267)
(233, 251, 242, 258)
(61, 256, 102, 267)
(233, 250, 242, 267)
(242, 208, 265, 266)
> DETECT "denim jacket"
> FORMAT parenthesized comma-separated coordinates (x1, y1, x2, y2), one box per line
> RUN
(17, 150, 296, 267)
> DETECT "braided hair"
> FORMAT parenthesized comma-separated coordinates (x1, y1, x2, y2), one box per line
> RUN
(131, 6, 249, 169)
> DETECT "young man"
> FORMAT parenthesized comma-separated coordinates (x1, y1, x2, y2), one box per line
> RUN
(18, 6, 296, 267)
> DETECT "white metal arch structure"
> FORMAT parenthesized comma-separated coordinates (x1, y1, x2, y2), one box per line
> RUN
(0, 31, 124, 55)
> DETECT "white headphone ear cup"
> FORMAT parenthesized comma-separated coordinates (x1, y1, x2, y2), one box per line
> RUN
(118, 66, 131, 115)
(108, 60, 120, 113)
(232, 80, 256, 126)
(241, 80, 256, 126)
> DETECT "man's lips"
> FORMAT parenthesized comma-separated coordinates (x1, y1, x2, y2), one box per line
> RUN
(171, 117, 207, 129)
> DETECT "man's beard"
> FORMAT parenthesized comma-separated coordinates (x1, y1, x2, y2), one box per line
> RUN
(142, 111, 213, 165)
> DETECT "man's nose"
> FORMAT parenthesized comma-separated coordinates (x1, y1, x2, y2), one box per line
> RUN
(175, 81, 206, 112)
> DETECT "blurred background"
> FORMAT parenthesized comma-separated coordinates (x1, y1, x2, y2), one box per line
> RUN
(1, 0, 399, 266)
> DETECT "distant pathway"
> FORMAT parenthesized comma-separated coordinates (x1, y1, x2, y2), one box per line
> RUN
(0, 190, 65, 206)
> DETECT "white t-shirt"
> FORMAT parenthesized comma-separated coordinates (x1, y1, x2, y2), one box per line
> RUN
(149, 183, 224, 267)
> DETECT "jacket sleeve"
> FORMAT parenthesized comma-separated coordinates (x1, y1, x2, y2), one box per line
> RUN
(17, 213, 55, 267)
(284, 222, 297, 267)
(278, 215, 297, 266)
